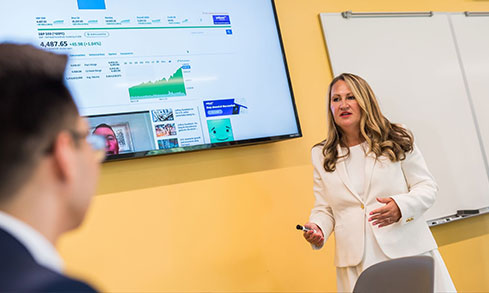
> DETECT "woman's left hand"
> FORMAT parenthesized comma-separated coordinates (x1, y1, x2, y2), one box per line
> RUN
(368, 197, 402, 228)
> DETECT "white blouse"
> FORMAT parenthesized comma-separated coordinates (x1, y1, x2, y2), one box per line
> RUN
(345, 142, 367, 200)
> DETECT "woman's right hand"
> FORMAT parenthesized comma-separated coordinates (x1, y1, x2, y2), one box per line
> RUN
(303, 222, 324, 247)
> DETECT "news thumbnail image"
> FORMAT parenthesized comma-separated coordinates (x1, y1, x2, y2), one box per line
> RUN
(158, 138, 179, 149)
(155, 123, 177, 137)
(207, 118, 234, 143)
(151, 108, 174, 122)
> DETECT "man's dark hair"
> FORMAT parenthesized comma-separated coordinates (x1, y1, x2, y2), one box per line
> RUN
(0, 43, 79, 201)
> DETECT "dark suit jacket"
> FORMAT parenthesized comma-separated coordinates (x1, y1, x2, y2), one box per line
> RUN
(0, 228, 97, 292)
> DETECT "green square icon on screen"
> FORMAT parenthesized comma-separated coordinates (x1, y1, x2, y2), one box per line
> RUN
(207, 118, 234, 143)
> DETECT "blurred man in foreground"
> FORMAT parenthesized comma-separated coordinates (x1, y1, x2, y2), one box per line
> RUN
(0, 43, 105, 291)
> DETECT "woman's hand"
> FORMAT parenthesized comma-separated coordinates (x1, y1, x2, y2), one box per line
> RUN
(303, 222, 324, 247)
(368, 197, 402, 228)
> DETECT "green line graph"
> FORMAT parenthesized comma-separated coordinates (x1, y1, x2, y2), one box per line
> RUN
(129, 67, 186, 100)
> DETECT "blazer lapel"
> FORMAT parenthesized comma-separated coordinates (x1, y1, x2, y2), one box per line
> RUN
(336, 145, 363, 203)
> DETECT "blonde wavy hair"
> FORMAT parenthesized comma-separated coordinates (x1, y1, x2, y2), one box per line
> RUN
(318, 73, 414, 172)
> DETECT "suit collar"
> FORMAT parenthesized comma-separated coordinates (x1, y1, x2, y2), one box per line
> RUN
(0, 211, 64, 273)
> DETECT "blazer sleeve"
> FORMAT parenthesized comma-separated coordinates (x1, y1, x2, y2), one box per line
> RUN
(390, 143, 438, 225)
(309, 147, 335, 249)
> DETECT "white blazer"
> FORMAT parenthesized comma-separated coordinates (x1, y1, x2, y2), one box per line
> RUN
(309, 142, 438, 267)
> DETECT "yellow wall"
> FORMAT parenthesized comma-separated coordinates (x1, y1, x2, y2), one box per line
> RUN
(58, 0, 489, 292)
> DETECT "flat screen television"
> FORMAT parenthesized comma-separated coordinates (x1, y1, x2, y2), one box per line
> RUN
(0, 0, 301, 160)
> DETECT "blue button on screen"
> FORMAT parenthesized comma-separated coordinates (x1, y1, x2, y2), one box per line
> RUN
(77, 0, 106, 10)
(213, 15, 231, 25)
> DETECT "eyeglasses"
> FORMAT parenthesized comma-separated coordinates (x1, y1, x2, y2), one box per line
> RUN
(68, 131, 106, 162)
(45, 130, 107, 162)
(86, 134, 107, 162)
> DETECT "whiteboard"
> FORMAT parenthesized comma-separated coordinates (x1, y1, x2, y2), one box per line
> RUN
(450, 14, 489, 176)
(320, 12, 489, 222)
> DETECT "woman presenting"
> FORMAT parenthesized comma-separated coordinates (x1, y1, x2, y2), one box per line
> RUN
(303, 73, 456, 292)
